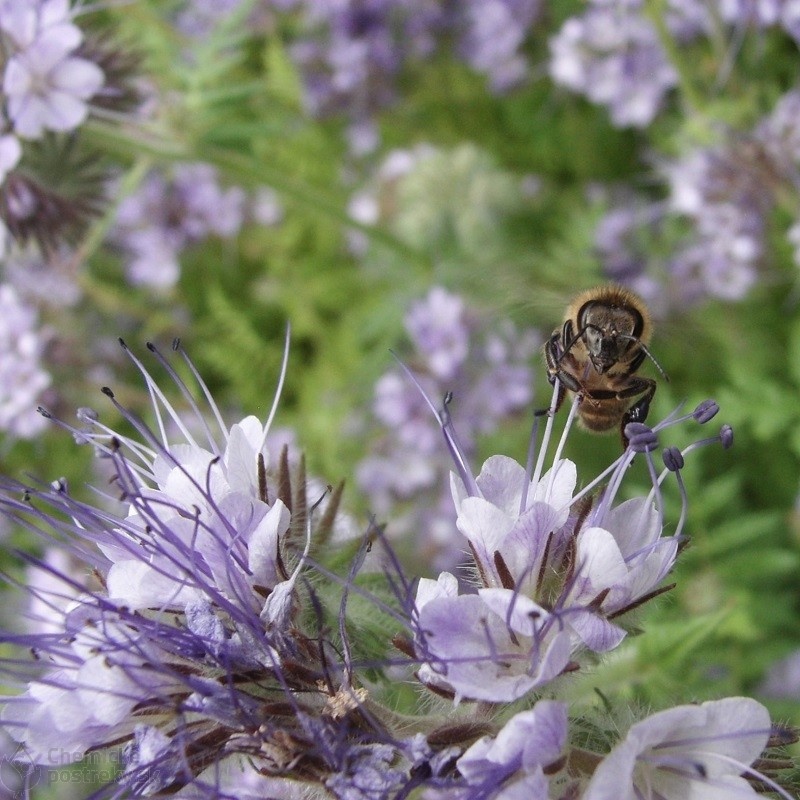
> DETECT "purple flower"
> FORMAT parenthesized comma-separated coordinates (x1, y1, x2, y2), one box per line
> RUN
(113, 163, 247, 289)
(456, 701, 567, 800)
(414, 572, 572, 702)
(2, 10, 104, 138)
(457, 0, 541, 92)
(576, 498, 677, 612)
(0, 341, 395, 798)
(407, 369, 734, 703)
(404, 287, 469, 382)
(584, 697, 772, 799)
(549, 0, 677, 128)
(596, 86, 800, 306)
(0, 283, 50, 438)
(277, 1, 544, 147)
(0, 0, 72, 49)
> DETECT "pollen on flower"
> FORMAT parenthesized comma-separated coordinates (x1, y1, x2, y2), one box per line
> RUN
(323, 684, 369, 719)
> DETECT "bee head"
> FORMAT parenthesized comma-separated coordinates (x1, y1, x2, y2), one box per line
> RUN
(583, 325, 630, 373)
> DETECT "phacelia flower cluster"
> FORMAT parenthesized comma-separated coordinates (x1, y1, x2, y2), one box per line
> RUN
(266, 0, 542, 151)
(549, 0, 678, 128)
(111, 163, 278, 290)
(0, 338, 796, 799)
(549, 0, 800, 130)
(594, 88, 800, 307)
(0, 338, 382, 797)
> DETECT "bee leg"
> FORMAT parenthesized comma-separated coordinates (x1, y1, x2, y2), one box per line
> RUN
(543, 332, 563, 381)
(536, 333, 580, 417)
(618, 378, 657, 448)
(534, 381, 566, 418)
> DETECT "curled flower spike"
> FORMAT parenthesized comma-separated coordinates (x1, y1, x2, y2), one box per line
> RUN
(405, 380, 721, 702)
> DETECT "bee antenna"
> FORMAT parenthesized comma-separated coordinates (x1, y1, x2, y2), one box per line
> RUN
(621, 335, 670, 382)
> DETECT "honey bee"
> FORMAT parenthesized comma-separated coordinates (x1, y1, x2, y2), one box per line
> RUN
(542, 285, 667, 445)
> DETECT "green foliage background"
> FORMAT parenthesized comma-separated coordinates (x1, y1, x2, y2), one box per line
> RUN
(4, 0, 800, 762)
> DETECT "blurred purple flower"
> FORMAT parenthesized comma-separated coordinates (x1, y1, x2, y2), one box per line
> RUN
(596, 88, 800, 305)
(458, 0, 541, 93)
(0, 135, 21, 185)
(175, 0, 246, 38)
(0, 0, 73, 49)
(0, 283, 50, 438)
(357, 287, 539, 567)
(405, 287, 469, 382)
(549, 0, 677, 128)
(2, 5, 104, 139)
(549, 0, 800, 130)
(113, 163, 247, 289)
(281, 0, 542, 148)
(759, 649, 800, 699)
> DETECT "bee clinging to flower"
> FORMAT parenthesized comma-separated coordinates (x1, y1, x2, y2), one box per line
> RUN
(542, 284, 668, 446)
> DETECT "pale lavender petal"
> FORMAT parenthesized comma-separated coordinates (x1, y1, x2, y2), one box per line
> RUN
(51, 57, 105, 98)
(568, 609, 626, 652)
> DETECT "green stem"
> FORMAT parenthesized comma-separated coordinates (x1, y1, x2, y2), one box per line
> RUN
(82, 121, 433, 269)
(643, 0, 705, 116)
(79, 158, 152, 264)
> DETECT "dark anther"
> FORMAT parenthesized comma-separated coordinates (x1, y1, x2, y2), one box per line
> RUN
(692, 399, 719, 424)
(118, 338, 128, 349)
(37, 406, 51, 418)
(662, 446, 684, 472)
(172, 338, 181, 350)
(720, 424, 734, 450)
(494, 551, 516, 590)
(101, 387, 114, 398)
(624, 422, 658, 452)
(146, 342, 156, 351)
